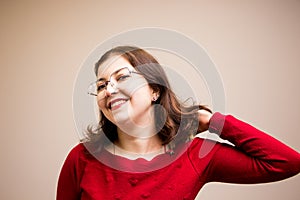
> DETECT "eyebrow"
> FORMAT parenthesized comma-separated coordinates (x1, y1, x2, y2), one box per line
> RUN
(96, 77, 106, 82)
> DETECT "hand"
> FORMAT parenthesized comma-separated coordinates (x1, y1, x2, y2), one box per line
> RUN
(197, 109, 213, 133)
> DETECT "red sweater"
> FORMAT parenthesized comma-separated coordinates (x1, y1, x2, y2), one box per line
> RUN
(57, 113, 300, 200)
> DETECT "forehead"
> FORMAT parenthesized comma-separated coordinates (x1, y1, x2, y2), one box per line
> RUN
(97, 55, 134, 78)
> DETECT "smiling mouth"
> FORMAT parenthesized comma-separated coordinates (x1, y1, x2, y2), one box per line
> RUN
(109, 99, 128, 110)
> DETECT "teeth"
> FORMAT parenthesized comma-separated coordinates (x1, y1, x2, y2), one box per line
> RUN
(111, 100, 126, 108)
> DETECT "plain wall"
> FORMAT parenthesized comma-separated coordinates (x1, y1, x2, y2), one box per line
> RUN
(0, 0, 299, 199)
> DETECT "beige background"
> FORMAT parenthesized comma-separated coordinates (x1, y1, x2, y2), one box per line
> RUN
(1, 0, 300, 199)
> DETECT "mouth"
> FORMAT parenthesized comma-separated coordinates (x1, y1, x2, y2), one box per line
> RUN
(108, 98, 128, 111)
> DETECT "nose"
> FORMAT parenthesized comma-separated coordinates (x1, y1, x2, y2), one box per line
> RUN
(105, 81, 117, 97)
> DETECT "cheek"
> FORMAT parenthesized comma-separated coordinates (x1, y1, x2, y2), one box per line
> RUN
(130, 87, 152, 108)
(118, 77, 148, 97)
(97, 98, 106, 109)
(97, 99, 112, 118)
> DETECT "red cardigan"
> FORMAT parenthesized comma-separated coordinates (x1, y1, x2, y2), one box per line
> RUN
(57, 113, 300, 200)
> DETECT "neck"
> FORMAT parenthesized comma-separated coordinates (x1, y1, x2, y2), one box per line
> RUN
(116, 129, 162, 154)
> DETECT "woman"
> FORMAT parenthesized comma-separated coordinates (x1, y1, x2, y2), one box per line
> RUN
(57, 46, 300, 200)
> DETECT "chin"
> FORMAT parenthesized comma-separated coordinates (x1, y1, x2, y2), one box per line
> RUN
(113, 113, 131, 125)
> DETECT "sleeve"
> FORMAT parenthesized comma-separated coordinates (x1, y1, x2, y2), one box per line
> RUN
(196, 112, 300, 184)
(56, 144, 85, 200)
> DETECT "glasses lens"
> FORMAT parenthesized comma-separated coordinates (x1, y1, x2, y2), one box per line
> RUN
(88, 67, 134, 97)
(111, 67, 131, 83)
(87, 82, 97, 96)
(88, 81, 107, 98)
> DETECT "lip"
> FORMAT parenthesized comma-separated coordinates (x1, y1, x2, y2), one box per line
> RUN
(108, 98, 128, 111)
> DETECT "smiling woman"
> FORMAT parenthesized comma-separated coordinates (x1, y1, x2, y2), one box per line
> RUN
(86, 46, 209, 149)
(57, 46, 300, 200)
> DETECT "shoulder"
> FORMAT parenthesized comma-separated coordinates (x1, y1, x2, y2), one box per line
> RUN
(63, 143, 91, 166)
(67, 143, 86, 157)
(59, 143, 93, 181)
(69, 143, 85, 151)
(187, 136, 224, 161)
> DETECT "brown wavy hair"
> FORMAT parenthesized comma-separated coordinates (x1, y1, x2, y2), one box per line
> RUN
(85, 46, 211, 147)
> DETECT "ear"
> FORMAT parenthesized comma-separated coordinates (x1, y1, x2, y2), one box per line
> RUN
(151, 90, 160, 102)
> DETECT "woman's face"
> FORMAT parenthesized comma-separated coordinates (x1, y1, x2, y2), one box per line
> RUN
(97, 55, 156, 132)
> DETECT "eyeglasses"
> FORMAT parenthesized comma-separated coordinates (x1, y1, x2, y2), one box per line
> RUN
(87, 67, 141, 99)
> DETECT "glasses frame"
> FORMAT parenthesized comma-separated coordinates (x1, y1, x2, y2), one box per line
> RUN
(87, 67, 142, 98)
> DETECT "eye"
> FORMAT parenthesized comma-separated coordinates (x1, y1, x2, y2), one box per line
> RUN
(116, 74, 131, 82)
(96, 83, 106, 92)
